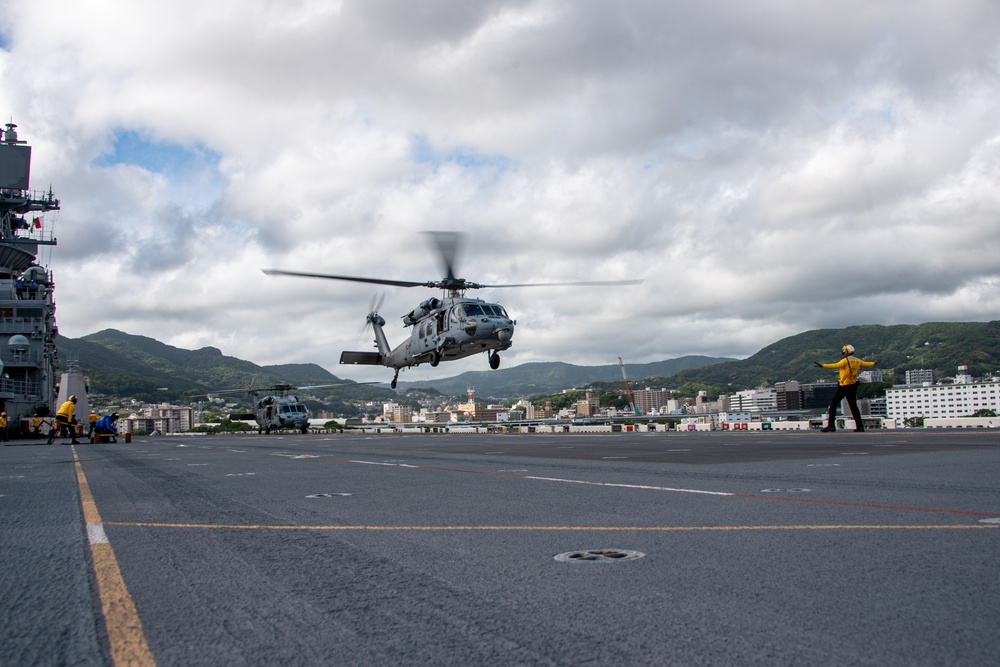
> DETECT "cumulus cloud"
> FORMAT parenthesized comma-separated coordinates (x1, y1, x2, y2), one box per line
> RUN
(1, 0, 998, 384)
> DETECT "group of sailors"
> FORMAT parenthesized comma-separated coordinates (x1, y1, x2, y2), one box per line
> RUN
(13, 276, 40, 300)
(41, 395, 121, 444)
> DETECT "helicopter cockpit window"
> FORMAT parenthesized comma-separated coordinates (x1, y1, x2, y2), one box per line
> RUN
(485, 305, 508, 318)
(450, 306, 463, 324)
(463, 304, 485, 317)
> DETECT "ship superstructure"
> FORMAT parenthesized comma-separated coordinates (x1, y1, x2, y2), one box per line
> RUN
(0, 122, 61, 434)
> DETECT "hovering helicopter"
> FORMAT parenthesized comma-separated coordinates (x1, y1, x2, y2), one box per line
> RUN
(264, 232, 642, 389)
(209, 381, 349, 434)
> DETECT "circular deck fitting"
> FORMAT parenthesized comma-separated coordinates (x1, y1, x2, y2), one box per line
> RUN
(554, 549, 645, 563)
(305, 493, 352, 498)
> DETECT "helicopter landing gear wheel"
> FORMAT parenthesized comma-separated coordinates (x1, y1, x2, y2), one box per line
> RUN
(489, 352, 500, 370)
(265, 426, 271, 435)
(430, 350, 441, 367)
(391, 370, 400, 389)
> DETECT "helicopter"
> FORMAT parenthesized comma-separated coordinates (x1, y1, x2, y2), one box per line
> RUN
(208, 381, 350, 434)
(264, 232, 642, 389)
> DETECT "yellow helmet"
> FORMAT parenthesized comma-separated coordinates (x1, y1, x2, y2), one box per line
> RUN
(841, 344, 855, 356)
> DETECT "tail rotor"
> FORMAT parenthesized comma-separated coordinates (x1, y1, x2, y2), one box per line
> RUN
(359, 292, 386, 338)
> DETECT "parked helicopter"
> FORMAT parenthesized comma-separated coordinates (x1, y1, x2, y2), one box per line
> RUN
(264, 232, 642, 389)
(208, 381, 349, 434)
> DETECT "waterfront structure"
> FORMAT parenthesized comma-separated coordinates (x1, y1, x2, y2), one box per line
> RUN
(0, 123, 61, 435)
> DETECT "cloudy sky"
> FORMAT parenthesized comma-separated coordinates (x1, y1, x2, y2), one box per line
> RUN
(2, 0, 998, 384)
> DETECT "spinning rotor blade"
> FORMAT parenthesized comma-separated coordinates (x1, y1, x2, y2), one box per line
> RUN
(424, 231, 461, 282)
(475, 279, 644, 288)
(265, 228, 643, 291)
(262, 268, 429, 288)
(296, 382, 380, 390)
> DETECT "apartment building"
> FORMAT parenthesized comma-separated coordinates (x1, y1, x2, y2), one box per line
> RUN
(575, 392, 601, 417)
(905, 369, 934, 385)
(124, 403, 194, 434)
(886, 380, 1000, 421)
(729, 387, 777, 412)
(632, 388, 672, 415)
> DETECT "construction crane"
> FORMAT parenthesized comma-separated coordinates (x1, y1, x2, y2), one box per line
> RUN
(618, 356, 641, 416)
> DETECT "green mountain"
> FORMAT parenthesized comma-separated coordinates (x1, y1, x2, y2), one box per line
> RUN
(56, 329, 396, 405)
(395, 356, 733, 400)
(56, 321, 1000, 406)
(664, 321, 1000, 393)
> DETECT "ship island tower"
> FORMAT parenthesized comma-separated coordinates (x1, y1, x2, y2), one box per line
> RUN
(0, 122, 62, 435)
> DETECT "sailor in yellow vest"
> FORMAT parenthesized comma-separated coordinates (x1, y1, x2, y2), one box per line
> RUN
(0, 412, 7, 442)
(87, 411, 99, 438)
(814, 345, 878, 432)
(48, 395, 80, 444)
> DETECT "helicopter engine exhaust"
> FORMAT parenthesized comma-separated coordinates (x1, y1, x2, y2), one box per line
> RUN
(403, 298, 441, 326)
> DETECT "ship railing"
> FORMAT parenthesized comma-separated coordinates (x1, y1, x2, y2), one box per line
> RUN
(1, 349, 45, 365)
(0, 318, 46, 335)
(0, 288, 51, 303)
(0, 188, 61, 209)
(0, 376, 41, 399)
(0, 224, 56, 245)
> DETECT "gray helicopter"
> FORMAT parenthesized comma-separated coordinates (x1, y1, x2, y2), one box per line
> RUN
(211, 381, 345, 433)
(265, 232, 641, 389)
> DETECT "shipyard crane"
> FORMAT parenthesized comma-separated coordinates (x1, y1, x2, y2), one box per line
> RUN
(618, 356, 641, 416)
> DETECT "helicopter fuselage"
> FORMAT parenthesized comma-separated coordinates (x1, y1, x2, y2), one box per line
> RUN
(341, 295, 514, 384)
(254, 394, 310, 434)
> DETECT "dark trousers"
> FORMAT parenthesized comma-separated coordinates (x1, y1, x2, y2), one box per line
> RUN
(47, 417, 77, 443)
(827, 383, 864, 429)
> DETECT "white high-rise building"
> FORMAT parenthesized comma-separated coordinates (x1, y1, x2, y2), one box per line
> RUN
(886, 380, 1000, 421)
(729, 388, 777, 412)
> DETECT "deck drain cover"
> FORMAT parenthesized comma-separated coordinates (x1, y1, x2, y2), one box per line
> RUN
(306, 493, 352, 498)
(554, 549, 645, 563)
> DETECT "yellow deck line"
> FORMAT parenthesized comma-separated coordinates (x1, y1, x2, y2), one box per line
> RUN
(74, 449, 156, 667)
